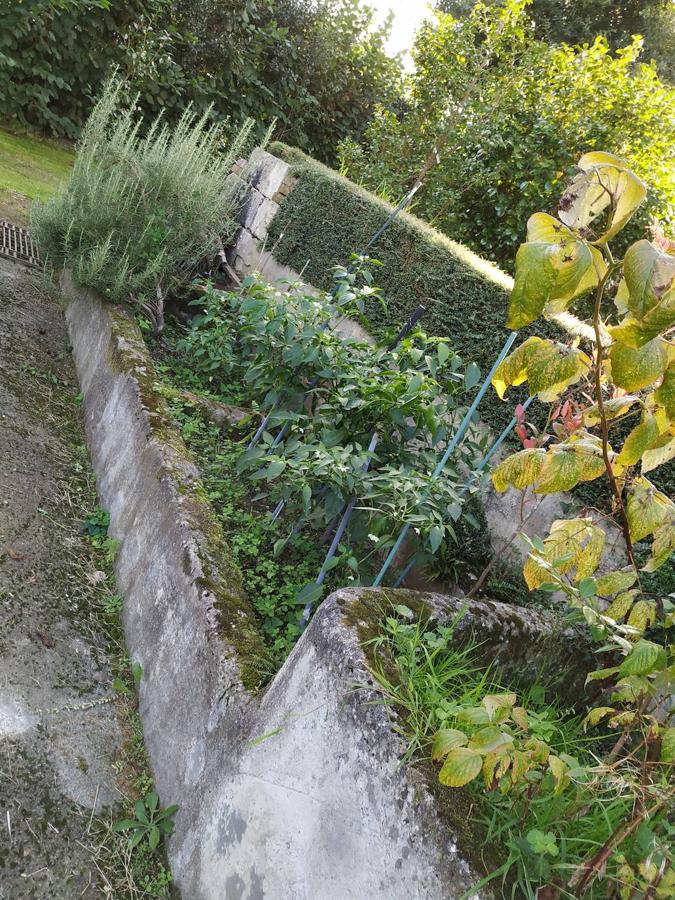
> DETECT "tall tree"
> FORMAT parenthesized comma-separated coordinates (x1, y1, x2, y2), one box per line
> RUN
(438, 0, 675, 80)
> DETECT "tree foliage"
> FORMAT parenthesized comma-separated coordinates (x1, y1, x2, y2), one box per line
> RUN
(0, 0, 400, 163)
(449, 151, 675, 897)
(339, 0, 675, 269)
(439, 0, 675, 80)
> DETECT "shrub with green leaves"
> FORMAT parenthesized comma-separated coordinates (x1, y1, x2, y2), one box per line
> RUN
(339, 0, 675, 270)
(32, 77, 257, 327)
(426, 150, 675, 898)
(178, 266, 487, 579)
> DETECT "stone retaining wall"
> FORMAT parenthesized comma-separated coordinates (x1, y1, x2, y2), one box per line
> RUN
(62, 273, 592, 899)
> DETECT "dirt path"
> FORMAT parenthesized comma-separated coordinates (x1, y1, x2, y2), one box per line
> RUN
(0, 258, 121, 897)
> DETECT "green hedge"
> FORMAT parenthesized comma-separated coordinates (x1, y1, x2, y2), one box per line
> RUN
(268, 142, 554, 433)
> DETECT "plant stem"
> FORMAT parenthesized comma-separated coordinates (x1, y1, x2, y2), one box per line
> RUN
(590, 264, 637, 570)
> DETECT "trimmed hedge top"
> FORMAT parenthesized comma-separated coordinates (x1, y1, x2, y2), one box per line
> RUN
(267, 141, 528, 432)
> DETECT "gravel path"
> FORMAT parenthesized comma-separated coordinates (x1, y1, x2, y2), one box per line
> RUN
(0, 258, 121, 897)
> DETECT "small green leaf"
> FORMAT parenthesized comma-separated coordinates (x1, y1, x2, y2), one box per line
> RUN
(619, 640, 664, 676)
(145, 791, 158, 814)
(464, 362, 481, 391)
(468, 726, 514, 754)
(266, 460, 286, 480)
(429, 525, 443, 554)
(148, 826, 161, 850)
(134, 800, 149, 825)
(577, 577, 597, 599)
(112, 819, 138, 832)
(526, 828, 559, 857)
(585, 666, 620, 684)
(295, 581, 324, 608)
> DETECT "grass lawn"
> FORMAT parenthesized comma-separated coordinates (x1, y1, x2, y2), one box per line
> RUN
(0, 126, 74, 224)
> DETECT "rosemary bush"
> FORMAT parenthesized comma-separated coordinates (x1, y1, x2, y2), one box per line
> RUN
(32, 77, 257, 322)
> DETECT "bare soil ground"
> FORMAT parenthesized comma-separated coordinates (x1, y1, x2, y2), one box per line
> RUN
(0, 258, 121, 897)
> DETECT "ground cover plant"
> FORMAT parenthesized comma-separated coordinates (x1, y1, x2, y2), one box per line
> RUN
(143, 257, 490, 665)
(32, 77, 258, 332)
(392, 152, 675, 897)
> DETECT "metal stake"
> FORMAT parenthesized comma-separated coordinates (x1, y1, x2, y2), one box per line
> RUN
(372, 331, 518, 588)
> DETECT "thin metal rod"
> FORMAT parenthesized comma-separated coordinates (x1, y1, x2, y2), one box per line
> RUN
(299, 433, 379, 628)
(273, 303, 427, 526)
(372, 331, 518, 588)
(393, 393, 536, 587)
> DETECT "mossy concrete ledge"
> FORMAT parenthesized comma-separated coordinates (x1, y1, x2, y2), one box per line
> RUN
(61, 272, 592, 899)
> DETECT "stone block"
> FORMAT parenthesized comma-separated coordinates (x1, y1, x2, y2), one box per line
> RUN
(247, 147, 291, 199)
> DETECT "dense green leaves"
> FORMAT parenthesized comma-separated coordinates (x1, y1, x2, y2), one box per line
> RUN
(0, 0, 399, 162)
(339, 2, 675, 268)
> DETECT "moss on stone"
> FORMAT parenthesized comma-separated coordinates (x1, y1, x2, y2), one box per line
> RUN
(68, 279, 273, 695)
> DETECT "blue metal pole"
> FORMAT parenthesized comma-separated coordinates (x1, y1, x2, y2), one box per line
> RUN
(271, 304, 426, 526)
(299, 432, 379, 628)
(371, 331, 518, 588)
(392, 393, 536, 587)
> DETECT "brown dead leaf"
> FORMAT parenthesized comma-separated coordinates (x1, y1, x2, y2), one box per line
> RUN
(6, 547, 27, 561)
(36, 631, 55, 648)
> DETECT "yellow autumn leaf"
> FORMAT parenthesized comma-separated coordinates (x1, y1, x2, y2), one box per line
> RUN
(605, 589, 639, 621)
(643, 520, 675, 572)
(616, 414, 662, 466)
(507, 214, 604, 329)
(595, 570, 637, 597)
(642, 433, 675, 473)
(609, 338, 672, 392)
(627, 599, 657, 635)
(654, 364, 675, 420)
(535, 439, 606, 493)
(438, 748, 483, 787)
(558, 153, 646, 242)
(626, 477, 673, 543)
(492, 448, 547, 493)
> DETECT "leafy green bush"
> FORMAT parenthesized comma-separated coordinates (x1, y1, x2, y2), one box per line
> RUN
(0, 0, 400, 163)
(338, 0, 675, 270)
(266, 140, 558, 434)
(0, 0, 147, 138)
(177, 268, 487, 578)
(32, 78, 256, 324)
